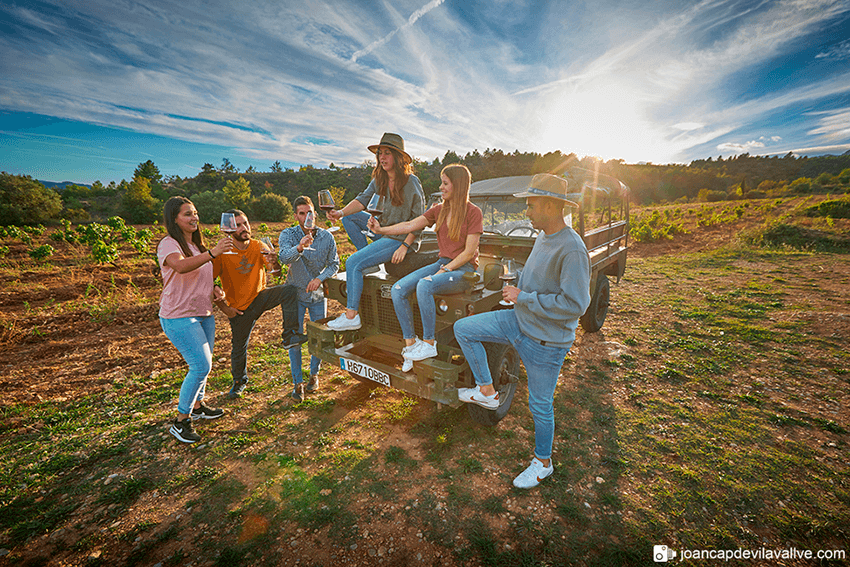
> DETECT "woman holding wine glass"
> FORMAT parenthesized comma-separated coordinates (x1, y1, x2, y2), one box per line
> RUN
(157, 197, 233, 444)
(368, 164, 482, 369)
(326, 133, 425, 331)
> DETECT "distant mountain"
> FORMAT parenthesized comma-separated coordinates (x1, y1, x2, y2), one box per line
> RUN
(39, 180, 92, 190)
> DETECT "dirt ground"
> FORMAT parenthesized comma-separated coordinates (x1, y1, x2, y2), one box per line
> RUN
(1, 201, 848, 566)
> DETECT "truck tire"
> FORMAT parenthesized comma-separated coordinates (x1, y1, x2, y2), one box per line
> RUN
(580, 274, 609, 333)
(467, 342, 519, 426)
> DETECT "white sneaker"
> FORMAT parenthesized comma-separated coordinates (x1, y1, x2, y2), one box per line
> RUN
(457, 385, 499, 409)
(512, 457, 554, 489)
(406, 340, 437, 361)
(401, 338, 422, 356)
(327, 313, 361, 331)
(402, 358, 414, 372)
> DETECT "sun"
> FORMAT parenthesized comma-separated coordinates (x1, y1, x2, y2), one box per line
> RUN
(535, 82, 665, 164)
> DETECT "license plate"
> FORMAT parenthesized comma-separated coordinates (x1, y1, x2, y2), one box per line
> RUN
(339, 357, 391, 387)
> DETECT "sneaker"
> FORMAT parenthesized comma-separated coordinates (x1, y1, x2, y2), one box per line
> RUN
(227, 381, 247, 399)
(170, 417, 200, 444)
(401, 358, 414, 372)
(282, 332, 308, 349)
(306, 374, 319, 392)
(457, 385, 500, 409)
(190, 403, 224, 421)
(406, 340, 437, 361)
(326, 313, 361, 331)
(512, 457, 554, 489)
(291, 383, 305, 402)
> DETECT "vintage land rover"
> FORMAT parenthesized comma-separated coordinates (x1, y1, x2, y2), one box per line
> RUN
(306, 168, 629, 425)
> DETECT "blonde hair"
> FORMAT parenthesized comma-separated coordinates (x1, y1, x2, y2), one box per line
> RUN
(435, 164, 471, 241)
(372, 147, 413, 206)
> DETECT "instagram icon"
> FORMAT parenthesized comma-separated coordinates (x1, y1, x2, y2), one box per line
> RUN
(654, 545, 677, 562)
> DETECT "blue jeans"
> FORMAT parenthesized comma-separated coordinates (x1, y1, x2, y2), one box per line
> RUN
(342, 210, 381, 251)
(344, 237, 402, 311)
(288, 298, 326, 385)
(160, 315, 216, 415)
(454, 310, 568, 461)
(392, 259, 473, 341)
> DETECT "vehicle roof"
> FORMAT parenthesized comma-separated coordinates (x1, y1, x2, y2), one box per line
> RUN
(469, 170, 626, 201)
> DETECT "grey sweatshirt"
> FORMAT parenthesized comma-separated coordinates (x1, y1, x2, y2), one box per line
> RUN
(514, 225, 591, 348)
(354, 175, 425, 241)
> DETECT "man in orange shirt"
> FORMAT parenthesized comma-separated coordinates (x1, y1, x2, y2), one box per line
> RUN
(213, 209, 306, 398)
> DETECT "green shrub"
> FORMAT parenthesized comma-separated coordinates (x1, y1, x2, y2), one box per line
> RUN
(28, 244, 55, 262)
(803, 198, 850, 219)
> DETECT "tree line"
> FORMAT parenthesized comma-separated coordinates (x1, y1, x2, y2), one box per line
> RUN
(2, 149, 849, 226)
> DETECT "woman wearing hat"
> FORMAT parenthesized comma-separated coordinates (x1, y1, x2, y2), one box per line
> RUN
(326, 133, 425, 331)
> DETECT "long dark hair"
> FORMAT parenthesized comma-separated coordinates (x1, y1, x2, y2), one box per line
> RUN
(372, 147, 413, 207)
(161, 196, 207, 258)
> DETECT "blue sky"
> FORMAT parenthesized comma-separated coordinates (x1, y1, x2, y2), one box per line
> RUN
(1, 0, 849, 185)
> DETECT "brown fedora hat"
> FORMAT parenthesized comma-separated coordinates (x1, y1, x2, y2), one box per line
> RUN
(367, 132, 412, 163)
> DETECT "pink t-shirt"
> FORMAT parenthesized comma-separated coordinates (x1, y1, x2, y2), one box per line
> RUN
(424, 201, 483, 267)
(157, 236, 214, 319)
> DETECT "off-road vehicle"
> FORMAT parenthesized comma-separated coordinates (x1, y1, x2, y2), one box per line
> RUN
(307, 168, 629, 425)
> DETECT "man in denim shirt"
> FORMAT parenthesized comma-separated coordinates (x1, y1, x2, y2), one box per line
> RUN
(278, 196, 340, 401)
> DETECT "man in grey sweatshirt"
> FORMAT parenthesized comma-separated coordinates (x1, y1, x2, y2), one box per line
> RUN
(454, 174, 591, 489)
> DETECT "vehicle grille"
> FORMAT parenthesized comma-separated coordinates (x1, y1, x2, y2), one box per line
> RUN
(361, 293, 424, 337)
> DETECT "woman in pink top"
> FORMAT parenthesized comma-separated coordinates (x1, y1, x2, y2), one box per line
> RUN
(369, 164, 483, 370)
(157, 196, 232, 443)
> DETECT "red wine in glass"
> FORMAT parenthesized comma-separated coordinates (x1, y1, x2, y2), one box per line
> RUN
(363, 193, 386, 237)
(498, 258, 517, 305)
(318, 189, 336, 215)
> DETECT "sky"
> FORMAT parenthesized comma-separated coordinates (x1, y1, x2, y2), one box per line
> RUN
(1, 0, 849, 185)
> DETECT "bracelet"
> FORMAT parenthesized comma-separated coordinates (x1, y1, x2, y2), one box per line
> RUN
(401, 242, 411, 250)
(208, 250, 215, 259)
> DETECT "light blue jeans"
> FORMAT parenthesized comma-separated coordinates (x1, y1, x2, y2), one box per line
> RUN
(288, 298, 326, 385)
(391, 259, 473, 341)
(342, 210, 381, 251)
(160, 315, 215, 415)
(454, 310, 568, 461)
(344, 237, 402, 311)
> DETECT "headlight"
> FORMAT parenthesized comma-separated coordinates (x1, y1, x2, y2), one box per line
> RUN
(437, 300, 449, 314)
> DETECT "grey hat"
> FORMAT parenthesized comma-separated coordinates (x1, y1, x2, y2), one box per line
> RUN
(513, 174, 579, 208)
(367, 132, 412, 163)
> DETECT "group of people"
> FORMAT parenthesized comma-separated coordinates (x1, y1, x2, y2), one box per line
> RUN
(157, 133, 590, 489)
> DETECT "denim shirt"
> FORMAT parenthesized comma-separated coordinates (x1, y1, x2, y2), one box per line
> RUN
(278, 225, 339, 303)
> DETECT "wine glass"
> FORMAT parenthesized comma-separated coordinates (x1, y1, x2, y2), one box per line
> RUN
(498, 258, 517, 306)
(318, 190, 336, 217)
(220, 212, 238, 254)
(259, 236, 280, 274)
(362, 193, 386, 238)
(303, 210, 317, 251)
(425, 192, 442, 211)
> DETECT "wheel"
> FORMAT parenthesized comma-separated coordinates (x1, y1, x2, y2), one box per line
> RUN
(580, 274, 610, 332)
(467, 342, 519, 426)
(505, 225, 538, 237)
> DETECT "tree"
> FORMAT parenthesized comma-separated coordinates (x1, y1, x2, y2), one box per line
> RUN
(193, 190, 231, 224)
(270, 161, 283, 173)
(0, 173, 62, 225)
(220, 158, 236, 174)
(442, 150, 461, 165)
(134, 160, 162, 184)
(249, 193, 292, 222)
(121, 175, 160, 224)
(223, 176, 252, 209)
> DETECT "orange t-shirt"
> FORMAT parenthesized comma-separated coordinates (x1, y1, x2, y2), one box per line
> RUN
(213, 239, 266, 311)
